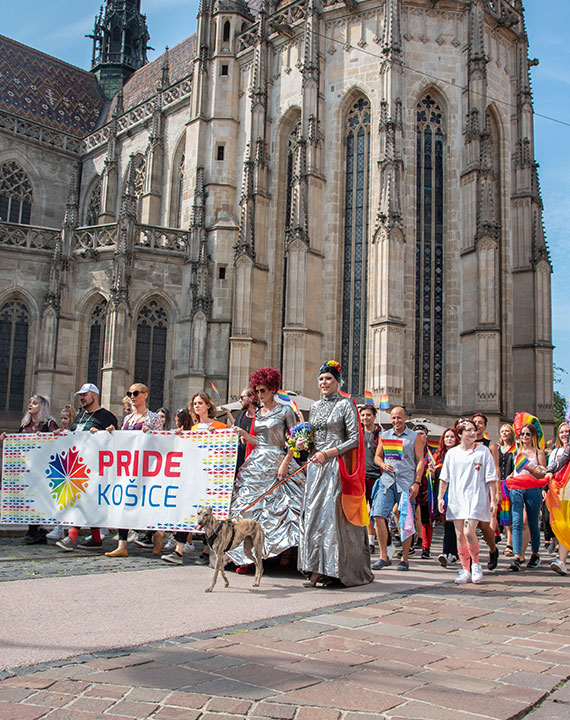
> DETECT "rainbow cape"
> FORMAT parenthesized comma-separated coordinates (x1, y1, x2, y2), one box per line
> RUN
(379, 393, 390, 410)
(383, 438, 403, 461)
(364, 390, 375, 406)
(398, 490, 415, 542)
(506, 473, 549, 491)
(546, 461, 570, 551)
(337, 399, 369, 526)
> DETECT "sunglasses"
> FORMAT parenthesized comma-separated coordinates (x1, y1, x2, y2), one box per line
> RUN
(126, 390, 142, 398)
(520, 431, 532, 437)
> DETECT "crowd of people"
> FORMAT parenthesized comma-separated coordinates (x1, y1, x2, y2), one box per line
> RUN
(1, 362, 569, 588)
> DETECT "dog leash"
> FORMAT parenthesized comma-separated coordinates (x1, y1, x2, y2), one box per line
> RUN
(241, 461, 310, 512)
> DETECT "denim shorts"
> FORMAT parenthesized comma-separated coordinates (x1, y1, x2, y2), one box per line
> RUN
(371, 482, 414, 519)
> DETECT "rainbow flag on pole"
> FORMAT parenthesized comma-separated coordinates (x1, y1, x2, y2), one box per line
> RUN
(383, 438, 403, 461)
(209, 381, 221, 402)
(379, 393, 390, 410)
(339, 390, 352, 398)
(276, 390, 292, 405)
(364, 390, 374, 406)
(515, 453, 530, 473)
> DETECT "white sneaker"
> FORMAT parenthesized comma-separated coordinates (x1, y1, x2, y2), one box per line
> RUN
(99, 528, 109, 539)
(163, 535, 176, 551)
(183, 542, 195, 554)
(127, 530, 138, 543)
(46, 526, 65, 540)
(551, 559, 568, 576)
(448, 554, 458, 564)
(454, 569, 471, 584)
(471, 563, 484, 583)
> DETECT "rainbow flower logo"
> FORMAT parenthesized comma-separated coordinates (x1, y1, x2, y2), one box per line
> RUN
(45, 447, 91, 510)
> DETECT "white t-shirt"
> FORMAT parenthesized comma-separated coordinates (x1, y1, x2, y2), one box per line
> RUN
(440, 444, 498, 521)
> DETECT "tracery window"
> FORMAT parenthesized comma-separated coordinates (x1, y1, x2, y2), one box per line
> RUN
(0, 162, 32, 225)
(85, 177, 101, 226)
(87, 300, 107, 388)
(341, 97, 371, 395)
(134, 300, 168, 409)
(0, 299, 30, 411)
(415, 94, 444, 398)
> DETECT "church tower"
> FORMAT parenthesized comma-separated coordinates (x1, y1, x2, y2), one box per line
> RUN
(89, 0, 150, 99)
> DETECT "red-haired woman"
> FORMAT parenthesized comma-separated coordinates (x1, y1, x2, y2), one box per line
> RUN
(438, 419, 499, 584)
(228, 367, 304, 571)
(431, 427, 459, 567)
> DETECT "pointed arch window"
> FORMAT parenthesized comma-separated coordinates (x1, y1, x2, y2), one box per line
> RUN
(415, 94, 444, 399)
(85, 177, 101, 226)
(341, 97, 371, 395)
(87, 300, 107, 388)
(0, 299, 30, 411)
(134, 300, 168, 409)
(0, 162, 32, 225)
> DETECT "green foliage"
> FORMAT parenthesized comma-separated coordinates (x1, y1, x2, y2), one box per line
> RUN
(554, 389, 568, 428)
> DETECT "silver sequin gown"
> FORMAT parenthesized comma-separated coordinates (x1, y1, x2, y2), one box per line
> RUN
(298, 393, 373, 587)
(227, 404, 305, 566)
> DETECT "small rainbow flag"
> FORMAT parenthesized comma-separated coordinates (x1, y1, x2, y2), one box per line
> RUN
(364, 390, 374, 406)
(383, 438, 403, 461)
(339, 390, 352, 398)
(209, 381, 221, 401)
(428, 440, 439, 455)
(507, 442, 517, 455)
(290, 399, 300, 415)
(483, 431, 489, 440)
(379, 393, 390, 410)
(515, 453, 529, 473)
(276, 390, 292, 405)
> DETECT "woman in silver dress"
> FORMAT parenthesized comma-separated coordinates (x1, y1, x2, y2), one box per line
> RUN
(298, 361, 373, 588)
(228, 366, 305, 570)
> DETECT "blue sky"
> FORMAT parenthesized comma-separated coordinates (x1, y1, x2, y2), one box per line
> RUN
(2, 0, 569, 399)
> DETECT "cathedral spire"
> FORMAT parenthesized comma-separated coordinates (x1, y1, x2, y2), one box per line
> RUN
(89, 0, 151, 99)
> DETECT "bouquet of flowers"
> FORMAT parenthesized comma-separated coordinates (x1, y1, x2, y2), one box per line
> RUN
(287, 422, 314, 458)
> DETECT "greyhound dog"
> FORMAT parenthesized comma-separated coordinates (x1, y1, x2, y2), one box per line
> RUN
(195, 505, 266, 592)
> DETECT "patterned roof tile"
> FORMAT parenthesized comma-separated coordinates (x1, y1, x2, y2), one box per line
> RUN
(0, 35, 106, 138)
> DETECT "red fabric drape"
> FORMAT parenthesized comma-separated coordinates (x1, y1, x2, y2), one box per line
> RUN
(337, 400, 369, 526)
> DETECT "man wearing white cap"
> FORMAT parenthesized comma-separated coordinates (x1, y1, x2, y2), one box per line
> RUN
(55, 383, 118, 552)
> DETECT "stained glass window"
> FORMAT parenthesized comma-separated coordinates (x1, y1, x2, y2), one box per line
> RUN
(86, 177, 101, 226)
(342, 98, 371, 395)
(415, 95, 444, 398)
(87, 300, 107, 388)
(0, 299, 30, 411)
(0, 162, 32, 225)
(134, 300, 168, 409)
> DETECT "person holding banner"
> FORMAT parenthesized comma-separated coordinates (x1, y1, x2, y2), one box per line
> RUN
(105, 383, 162, 558)
(0, 395, 59, 544)
(507, 422, 547, 571)
(227, 367, 305, 573)
(546, 423, 570, 575)
(298, 361, 373, 588)
(438, 419, 499, 584)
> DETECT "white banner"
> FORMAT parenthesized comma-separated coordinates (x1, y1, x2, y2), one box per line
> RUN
(1, 429, 237, 530)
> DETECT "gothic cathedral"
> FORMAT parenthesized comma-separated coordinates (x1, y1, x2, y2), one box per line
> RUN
(0, 0, 553, 429)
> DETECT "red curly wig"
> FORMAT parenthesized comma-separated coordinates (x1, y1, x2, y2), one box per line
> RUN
(249, 366, 281, 394)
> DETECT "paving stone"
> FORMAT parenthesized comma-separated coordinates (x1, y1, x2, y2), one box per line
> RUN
(310, 613, 375, 628)
(65, 696, 115, 713)
(83, 684, 130, 699)
(43, 711, 129, 720)
(499, 670, 561, 692)
(480, 654, 553, 674)
(0, 686, 35, 702)
(87, 656, 152, 671)
(216, 662, 319, 692)
(343, 713, 385, 720)
(277, 679, 405, 713)
(384, 699, 496, 720)
(523, 700, 570, 719)
(127, 687, 170, 703)
(550, 683, 570, 702)
(403, 683, 527, 719)
(161, 691, 209, 708)
(189, 677, 274, 701)
(25, 690, 74, 708)
(46, 680, 90, 695)
(490, 683, 547, 705)
(205, 697, 253, 714)
(0, 676, 55, 690)
(0, 704, 47, 720)
(295, 709, 340, 720)
(341, 667, 424, 695)
(410, 668, 498, 694)
(152, 708, 200, 720)
(107, 699, 159, 717)
(309, 650, 373, 666)
(251, 701, 295, 718)
(89, 662, 212, 690)
(276, 658, 355, 680)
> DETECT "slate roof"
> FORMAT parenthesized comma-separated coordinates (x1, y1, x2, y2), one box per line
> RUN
(0, 35, 106, 138)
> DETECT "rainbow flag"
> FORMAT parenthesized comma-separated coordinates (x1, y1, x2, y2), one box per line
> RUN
(483, 431, 489, 441)
(339, 390, 352, 398)
(500, 480, 511, 526)
(290, 399, 300, 415)
(507, 443, 517, 455)
(364, 390, 374, 406)
(513, 412, 545, 450)
(398, 490, 415, 542)
(428, 440, 439, 455)
(209, 381, 221, 401)
(515, 453, 529, 473)
(379, 393, 390, 410)
(383, 438, 403, 461)
(276, 390, 292, 405)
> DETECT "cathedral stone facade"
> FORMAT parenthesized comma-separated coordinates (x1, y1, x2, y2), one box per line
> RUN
(0, 0, 553, 430)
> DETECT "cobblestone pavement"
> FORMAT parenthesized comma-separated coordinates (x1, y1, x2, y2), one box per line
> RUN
(1, 531, 569, 720)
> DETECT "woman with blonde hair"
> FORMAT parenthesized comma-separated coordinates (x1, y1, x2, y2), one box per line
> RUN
(497, 423, 516, 556)
(547, 421, 570, 575)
